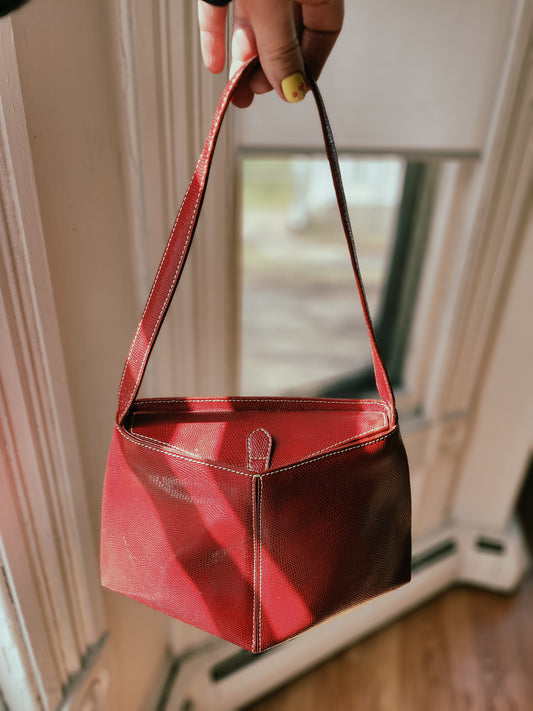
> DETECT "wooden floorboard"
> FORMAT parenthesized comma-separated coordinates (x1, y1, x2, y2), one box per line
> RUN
(245, 571, 533, 711)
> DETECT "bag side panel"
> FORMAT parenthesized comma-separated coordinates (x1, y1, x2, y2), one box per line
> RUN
(258, 428, 411, 651)
(100, 427, 256, 651)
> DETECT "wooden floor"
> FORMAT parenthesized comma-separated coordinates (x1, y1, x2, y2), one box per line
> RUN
(246, 570, 533, 711)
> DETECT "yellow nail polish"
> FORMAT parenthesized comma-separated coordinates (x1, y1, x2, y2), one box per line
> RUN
(281, 72, 307, 103)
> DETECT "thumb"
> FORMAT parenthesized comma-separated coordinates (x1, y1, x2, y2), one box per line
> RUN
(242, 0, 307, 102)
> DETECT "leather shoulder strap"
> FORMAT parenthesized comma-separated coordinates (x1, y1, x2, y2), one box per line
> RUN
(117, 59, 395, 424)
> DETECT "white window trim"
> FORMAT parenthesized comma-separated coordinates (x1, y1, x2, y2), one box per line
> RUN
(397, 0, 532, 536)
(0, 18, 108, 710)
(111, 0, 239, 400)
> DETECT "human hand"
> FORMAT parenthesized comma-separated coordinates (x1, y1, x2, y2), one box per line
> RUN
(198, 0, 344, 108)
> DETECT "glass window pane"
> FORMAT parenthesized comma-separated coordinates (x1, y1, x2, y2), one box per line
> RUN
(240, 155, 405, 395)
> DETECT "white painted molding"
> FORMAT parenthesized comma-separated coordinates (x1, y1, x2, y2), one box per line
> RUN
(59, 637, 111, 711)
(0, 17, 108, 711)
(418, 0, 532, 418)
(452, 205, 533, 529)
(110, 0, 151, 313)
(110, 0, 238, 399)
(0, 550, 42, 711)
(394, 0, 533, 537)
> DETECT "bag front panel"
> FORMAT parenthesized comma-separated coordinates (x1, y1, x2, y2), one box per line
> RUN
(101, 426, 257, 651)
(256, 427, 411, 651)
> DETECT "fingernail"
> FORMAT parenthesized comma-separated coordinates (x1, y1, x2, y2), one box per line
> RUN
(281, 72, 307, 103)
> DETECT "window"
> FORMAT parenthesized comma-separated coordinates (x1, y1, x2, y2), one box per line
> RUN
(239, 155, 437, 397)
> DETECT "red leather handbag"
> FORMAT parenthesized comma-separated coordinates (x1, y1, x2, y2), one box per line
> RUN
(101, 61, 411, 654)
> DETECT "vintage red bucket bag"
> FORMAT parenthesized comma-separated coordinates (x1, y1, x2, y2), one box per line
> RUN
(100, 61, 411, 654)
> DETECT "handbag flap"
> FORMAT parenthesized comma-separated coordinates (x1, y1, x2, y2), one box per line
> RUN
(128, 397, 390, 471)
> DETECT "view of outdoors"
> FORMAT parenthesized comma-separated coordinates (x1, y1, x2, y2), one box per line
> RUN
(240, 156, 405, 395)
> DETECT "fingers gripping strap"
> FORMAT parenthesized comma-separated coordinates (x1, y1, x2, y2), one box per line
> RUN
(117, 60, 394, 424)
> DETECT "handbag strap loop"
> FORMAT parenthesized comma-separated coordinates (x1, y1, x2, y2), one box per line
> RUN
(116, 59, 395, 425)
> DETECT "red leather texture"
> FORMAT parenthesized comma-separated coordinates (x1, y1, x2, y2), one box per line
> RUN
(100, 59, 411, 653)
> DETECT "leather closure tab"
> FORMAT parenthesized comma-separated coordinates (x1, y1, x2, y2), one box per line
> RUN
(247, 428, 273, 472)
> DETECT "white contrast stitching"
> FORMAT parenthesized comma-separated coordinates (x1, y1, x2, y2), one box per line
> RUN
(134, 397, 385, 407)
(311, 79, 395, 411)
(131, 418, 387, 465)
(258, 476, 263, 653)
(302, 420, 386, 458)
(130, 427, 199, 457)
(252, 477, 256, 653)
(115, 425, 394, 478)
(246, 430, 254, 469)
